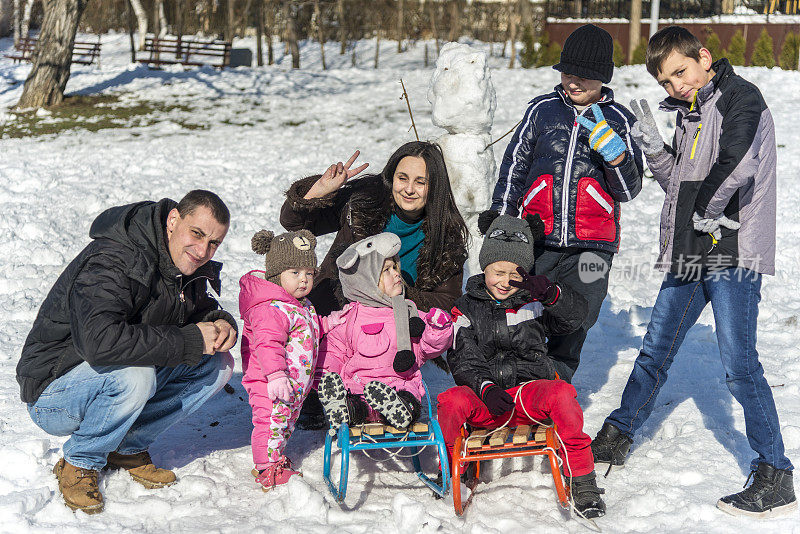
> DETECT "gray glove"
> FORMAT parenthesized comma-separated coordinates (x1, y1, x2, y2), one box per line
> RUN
(630, 99, 666, 157)
(692, 212, 741, 240)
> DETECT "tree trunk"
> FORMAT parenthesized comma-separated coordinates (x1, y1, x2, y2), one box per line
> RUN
(508, 0, 517, 68)
(129, 0, 147, 49)
(284, 0, 299, 68)
(20, 0, 33, 40)
(175, 0, 184, 37)
(126, 0, 136, 61)
(238, 0, 253, 37)
(13, 0, 20, 45)
(255, 0, 264, 66)
(157, 0, 167, 36)
(314, 0, 326, 69)
(628, 0, 641, 63)
(15, 0, 89, 109)
(374, 29, 379, 68)
(448, 0, 460, 43)
(428, 0, 439, 56)
(396, 0, 404, 53)
(226, 0, 235, 41)
(265, 0, 274, 64)
(337, 0, 346, 54)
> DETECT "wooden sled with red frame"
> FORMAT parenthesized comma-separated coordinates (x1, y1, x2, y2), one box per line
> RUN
(451, 422, 570, 515)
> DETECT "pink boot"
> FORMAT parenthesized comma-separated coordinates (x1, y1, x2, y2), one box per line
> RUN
(252, 457, 301, 492)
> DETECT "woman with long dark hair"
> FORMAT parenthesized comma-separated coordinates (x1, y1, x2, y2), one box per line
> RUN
(280, 140, 469, 428)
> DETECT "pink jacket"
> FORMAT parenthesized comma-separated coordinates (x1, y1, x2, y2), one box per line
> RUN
(239, 270, 322, 391)
(318, 302, 453, 400)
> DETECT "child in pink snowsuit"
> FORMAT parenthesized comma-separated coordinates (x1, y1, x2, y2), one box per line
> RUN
(317, 233, 454, 430)
(239, 229, 321, 491)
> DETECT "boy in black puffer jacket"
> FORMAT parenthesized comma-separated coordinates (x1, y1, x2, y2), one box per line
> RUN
(437, 213, 605, 518)
(488, 24, 643, 382)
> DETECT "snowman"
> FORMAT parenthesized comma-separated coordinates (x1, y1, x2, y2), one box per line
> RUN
(427, 42, 497, 277)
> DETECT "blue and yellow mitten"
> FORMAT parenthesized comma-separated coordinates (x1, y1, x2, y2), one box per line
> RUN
(576, 103, 627, 163)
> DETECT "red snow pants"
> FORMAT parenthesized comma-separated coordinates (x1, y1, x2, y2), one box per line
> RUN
(437, 381, 594, 477)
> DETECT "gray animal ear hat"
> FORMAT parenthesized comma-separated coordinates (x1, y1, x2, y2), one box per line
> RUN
(477, 212, 545, 272)
(251, 229, 317, 285)
(336, 232, 419, 358)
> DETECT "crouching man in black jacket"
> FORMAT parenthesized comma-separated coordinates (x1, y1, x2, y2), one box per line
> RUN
(16, 190, 237, 514)
(438, 213, 605, 518)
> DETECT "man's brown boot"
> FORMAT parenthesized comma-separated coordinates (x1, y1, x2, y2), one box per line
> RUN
(105, 451, 176, 489)
(53, 458, 104, 514)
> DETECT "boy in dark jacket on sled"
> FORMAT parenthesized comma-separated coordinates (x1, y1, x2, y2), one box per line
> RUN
(437, 213, 605, 518)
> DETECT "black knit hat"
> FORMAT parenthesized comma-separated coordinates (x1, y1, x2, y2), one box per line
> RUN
(553, 24, 614, 83)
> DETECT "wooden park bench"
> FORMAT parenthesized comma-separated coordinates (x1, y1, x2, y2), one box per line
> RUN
(451, 422, 570, 515)
(137, 36, 231, 69)
(4, 36, 101, 66)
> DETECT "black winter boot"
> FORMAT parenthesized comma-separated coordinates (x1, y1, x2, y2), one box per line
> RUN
(717, 463, 797, 518)
(566, 471, 606, 519)
(591, 422, 633, 473)
(296, 388, 326, 430)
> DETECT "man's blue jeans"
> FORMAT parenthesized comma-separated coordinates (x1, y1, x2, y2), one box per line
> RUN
(606, 268, 792, 471)
(27, 352, 234, 470)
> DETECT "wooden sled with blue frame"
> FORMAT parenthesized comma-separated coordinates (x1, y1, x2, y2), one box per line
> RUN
(322, 380, 450, 502)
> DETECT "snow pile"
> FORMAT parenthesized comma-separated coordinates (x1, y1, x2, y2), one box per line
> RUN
(0, 33, 799, 533)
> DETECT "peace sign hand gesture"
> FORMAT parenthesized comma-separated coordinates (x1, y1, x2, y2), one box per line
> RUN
(576, 103, 627, 164)
(304, 150, 370, 200)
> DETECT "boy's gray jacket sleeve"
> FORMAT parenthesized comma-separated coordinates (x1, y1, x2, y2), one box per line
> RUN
(694, 83, 771, 219)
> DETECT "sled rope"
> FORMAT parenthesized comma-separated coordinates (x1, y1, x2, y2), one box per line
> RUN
(461, 380, 602, 531)
(355, 426, 430, 462)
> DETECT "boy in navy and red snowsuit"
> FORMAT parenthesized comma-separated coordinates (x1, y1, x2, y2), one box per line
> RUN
(437, 213, 604, 518)
(488, 24, 643, 382)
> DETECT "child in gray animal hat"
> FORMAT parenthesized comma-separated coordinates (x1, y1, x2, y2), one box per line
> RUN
(317, 233, 454, 430)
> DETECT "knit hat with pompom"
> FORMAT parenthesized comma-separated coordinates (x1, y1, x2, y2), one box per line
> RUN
(251, 229, 318, 285)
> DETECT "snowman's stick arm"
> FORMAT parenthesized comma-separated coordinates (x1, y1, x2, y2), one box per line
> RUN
(400, 78, 420, 141)
(484, 118, 524, 151)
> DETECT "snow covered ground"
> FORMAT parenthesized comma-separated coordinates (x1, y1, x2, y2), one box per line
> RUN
(1, 32, 800, 533)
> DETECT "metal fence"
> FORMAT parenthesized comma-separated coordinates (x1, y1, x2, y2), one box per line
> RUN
(545, 0, 722, 19)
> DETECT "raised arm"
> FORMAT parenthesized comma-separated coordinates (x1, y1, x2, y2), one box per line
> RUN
(280, 150, 369, 235)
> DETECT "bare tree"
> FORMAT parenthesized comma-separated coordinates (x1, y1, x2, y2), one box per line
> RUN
(396, 0, 404, 52)
(337, 0, 346, 54)
(448, 0, 461, 43)
(265, 0, 275, 64)
(284, 0, 299, 68)
(13, 0, 20, 45)
(374, 28, 380, 68)
(20, 0, 33, 41)
(129, 0, 147, 49)
(313, 0, 326, 69)
(254, 0, 264, 65)
(629, 0, 641, 63)
(507, 0, 518, 68)
(157, 0, 167, 35)
(226, 0, 234, 40)
(15, 0, 90, 109)
(427, 0, 439, 56)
